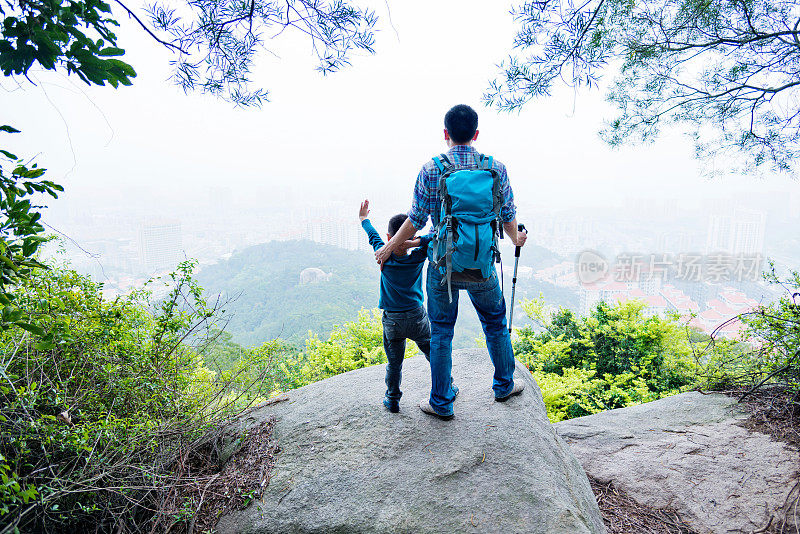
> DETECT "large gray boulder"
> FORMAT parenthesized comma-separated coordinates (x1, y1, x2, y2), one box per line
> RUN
(216, 349, 605, 534)
(555, 392, 799, 534)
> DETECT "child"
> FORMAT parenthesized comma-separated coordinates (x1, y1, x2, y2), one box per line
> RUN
(359, 199, 454, 413)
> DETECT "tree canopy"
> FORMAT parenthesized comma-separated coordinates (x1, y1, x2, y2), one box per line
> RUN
(486, 0, 800, 175)
(0, 0, 377, 105)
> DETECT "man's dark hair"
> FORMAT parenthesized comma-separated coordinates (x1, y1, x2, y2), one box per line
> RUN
(388, 214, 408, 236)
(444, 104, 479, 144)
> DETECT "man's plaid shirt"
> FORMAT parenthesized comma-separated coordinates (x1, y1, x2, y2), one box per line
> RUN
(407, 144, 517, 230)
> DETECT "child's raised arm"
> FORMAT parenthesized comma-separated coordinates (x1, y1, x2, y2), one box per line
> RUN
(358, 199, 385, 252)
(358, 199, 370, 221)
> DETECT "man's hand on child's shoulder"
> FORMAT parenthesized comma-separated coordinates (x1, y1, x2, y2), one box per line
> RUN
(397, 237, 421, 253)
(359, 199, 370, 221)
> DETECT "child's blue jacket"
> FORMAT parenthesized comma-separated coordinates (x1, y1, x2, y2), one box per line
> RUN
(361, 219, 430, 312)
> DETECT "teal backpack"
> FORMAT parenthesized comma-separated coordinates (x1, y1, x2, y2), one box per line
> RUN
(430, 152, 504, 302)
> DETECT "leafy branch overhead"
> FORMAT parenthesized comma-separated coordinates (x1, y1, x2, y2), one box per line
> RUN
(146, 0, 378, 105)
(0, 0, 136, 86)
(486, 0, 800, 174)
(0, 0, 377, 105)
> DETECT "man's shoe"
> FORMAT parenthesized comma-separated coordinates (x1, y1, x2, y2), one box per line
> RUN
(419, 400, 454, 421)
(451, 382, 460, 399)
(495, 382, 525, 402)
(383, 398, 399, 413)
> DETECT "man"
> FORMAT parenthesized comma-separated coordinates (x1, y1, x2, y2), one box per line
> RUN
(375, 104, 528, 420)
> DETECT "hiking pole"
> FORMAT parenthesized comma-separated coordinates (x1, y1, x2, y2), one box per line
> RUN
(508, 223, 526, 334)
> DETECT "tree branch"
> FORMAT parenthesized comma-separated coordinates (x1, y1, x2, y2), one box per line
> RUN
(113, 0, 188, 54)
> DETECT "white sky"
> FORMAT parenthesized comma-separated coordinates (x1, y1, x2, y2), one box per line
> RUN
(3, 0, 799, 218)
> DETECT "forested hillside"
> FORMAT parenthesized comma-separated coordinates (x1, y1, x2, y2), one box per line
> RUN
(196, 239, 577, 349)
(197, 240, 378, 345)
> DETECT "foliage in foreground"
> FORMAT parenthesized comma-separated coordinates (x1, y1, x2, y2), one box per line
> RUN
(744, 267, 800, 391)
(2, 254, 795, 531)
(0, 126, 63, 334)
(0, 252, 413, 532)
(279, 308, 419, 390)
(515, 266, 800, 423)
(0, 261, 287, 533)
(700, 266, 800, 398)
(513, 299, 697, 422)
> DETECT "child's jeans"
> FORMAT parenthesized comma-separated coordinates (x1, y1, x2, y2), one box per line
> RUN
(382, 305, 431, 401)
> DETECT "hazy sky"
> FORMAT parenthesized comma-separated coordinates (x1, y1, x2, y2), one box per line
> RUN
(4, 0, 799, 219)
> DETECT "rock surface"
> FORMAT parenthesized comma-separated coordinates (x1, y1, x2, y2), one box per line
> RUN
(216, 349, 605, 534)
(555, 392, 799, 534)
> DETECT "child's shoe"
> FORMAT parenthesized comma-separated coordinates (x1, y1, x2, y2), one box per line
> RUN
(383, 397, 400, 413)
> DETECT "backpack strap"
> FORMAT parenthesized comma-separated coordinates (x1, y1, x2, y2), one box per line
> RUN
(474, 153, 493, 171)
(470, 153, 501, 215)
(433, 153, 459, 173)
(444, 215, 455, 302)
(491, 175, 503, 215)
(481, 153, 503, 266)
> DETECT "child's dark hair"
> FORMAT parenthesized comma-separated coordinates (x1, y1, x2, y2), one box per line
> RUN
(444, 104, 478, 144)
(388, 214, 408, 236)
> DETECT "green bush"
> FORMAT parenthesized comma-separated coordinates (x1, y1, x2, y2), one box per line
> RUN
(692, 264, 800, 397)
(0, 125, 63, 333)
(514, 297, 697, 422)
(279, 308, 420, 389)
(0, 261, 288, 532)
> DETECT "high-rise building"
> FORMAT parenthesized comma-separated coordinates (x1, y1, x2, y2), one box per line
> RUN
(732, 208, 767, 255)
(705, 207, 766, 255)
(706, 213, 733, 252)
(139, 220, 183, 273)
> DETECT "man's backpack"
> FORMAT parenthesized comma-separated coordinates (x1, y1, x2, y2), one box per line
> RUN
(430, 152, 504, 302)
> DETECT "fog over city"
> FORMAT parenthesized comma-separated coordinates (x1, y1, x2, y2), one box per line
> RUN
(5, 0, 799, 342)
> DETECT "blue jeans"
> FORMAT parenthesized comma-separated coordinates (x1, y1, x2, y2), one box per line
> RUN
(382, 306, 431, 401)
(426, 265, 516, 415)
